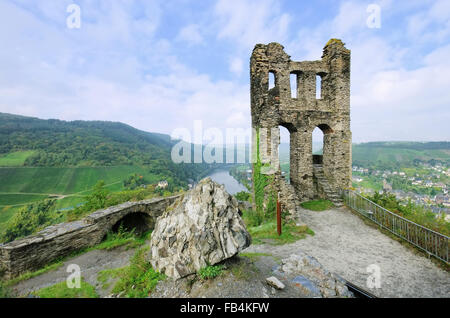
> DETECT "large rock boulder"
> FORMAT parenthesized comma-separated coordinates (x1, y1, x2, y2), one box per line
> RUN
(150, 178, 251, 279)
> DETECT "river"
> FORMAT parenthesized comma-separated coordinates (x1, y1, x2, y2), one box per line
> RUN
(205, 169, 247, 194)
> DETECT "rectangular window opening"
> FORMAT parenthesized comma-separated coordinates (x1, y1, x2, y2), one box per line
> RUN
(290, 73, 297, 98)
(269, 72, 275, 90)
(316, 75, 322, 99)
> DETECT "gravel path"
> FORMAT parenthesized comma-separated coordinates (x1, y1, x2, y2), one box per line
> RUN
(245, 206, 450, 298)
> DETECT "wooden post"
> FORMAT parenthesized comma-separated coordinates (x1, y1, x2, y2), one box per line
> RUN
(277, 192, 282, 236)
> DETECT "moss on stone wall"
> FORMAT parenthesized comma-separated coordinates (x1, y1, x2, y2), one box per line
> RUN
(253, 128, 277, 219)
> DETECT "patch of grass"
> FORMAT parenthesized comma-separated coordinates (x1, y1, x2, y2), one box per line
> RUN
(0, 281, 11, 298)
(198, 264, 224, 280)
(301, 199, 334, 211)
(98, 247, 165, 298)
(248, 221, 314, 245)
(230, 260, 259, 281)
(239, 252, 272, 262)
(33, 278, 98, 298)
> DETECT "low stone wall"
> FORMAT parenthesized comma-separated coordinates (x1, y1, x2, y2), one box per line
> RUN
(0, 195, 180, 279)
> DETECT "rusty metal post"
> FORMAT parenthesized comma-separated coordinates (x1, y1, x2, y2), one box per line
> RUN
(277, 192, 281, 236)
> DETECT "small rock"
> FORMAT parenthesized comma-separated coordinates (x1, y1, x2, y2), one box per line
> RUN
(266, 276, 285, 290)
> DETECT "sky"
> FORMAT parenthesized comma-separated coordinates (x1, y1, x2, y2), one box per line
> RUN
(0, 0, 449, 143)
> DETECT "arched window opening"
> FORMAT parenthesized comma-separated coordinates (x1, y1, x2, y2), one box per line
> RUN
(269, 71, 276, 90)
(312, 127, 324, 164)
(279, 125, 290, 184)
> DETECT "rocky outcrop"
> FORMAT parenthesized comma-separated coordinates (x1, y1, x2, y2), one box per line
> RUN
(150, 178, 252, 279)
(276, 252, 354, 298)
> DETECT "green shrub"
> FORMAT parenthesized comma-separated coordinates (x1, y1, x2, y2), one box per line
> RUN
(367, 192, 450, 236)
(235, 191, 250, 201)
(0, 199, 60, 243)
(198, 265, 224, 280)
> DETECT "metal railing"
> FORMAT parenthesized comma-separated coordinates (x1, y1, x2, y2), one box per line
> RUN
(341, 189, 449, 264)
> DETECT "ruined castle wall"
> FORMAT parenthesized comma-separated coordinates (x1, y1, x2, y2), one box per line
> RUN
(250, 40, 351, 211)
(0, 195, 180, 279)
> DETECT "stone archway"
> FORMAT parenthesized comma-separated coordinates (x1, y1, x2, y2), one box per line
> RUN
(111, 212, 152, 236)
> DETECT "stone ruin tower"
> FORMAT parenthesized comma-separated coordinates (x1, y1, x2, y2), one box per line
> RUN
(250, 39, 352, 218)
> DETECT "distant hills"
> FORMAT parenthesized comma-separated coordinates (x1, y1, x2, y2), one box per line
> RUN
(0, 113, 214, 201)
(352, 141, 450, 169)
(279, 141, 449, 169)
(0, 112, 174, 167)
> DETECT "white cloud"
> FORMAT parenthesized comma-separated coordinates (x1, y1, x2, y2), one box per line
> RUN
(214, 0, 291, 50)
(229, 57, 244, 76)
(407, 0, 450, 43)
(176, 24, 204, 45)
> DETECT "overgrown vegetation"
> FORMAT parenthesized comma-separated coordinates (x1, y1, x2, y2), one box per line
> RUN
(301, 199, 334, 211)
(197, 264, 224, 280)
(0, 281, 11, 298)
(0, 199, 62, 243)
(234, 191, 250, 202)
(94, 225, 151, 251)
(366, 191, 450, 236)
(97, 247, 165, 298)
(33, 279, 98, 298)
(248, 127, 277, 226)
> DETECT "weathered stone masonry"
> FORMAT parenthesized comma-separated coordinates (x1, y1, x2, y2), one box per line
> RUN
(0, 195, 180, 279)
(251, 40, 352, 214)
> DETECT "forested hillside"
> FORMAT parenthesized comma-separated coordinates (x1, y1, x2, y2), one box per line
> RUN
(0, 112, 174, 166)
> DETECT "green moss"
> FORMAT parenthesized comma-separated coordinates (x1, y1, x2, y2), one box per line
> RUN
(326, 38, 343, 46)
(252, 127, 277, 226)
(301, 199, 334, 211)
(33, 278, 98, 298)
